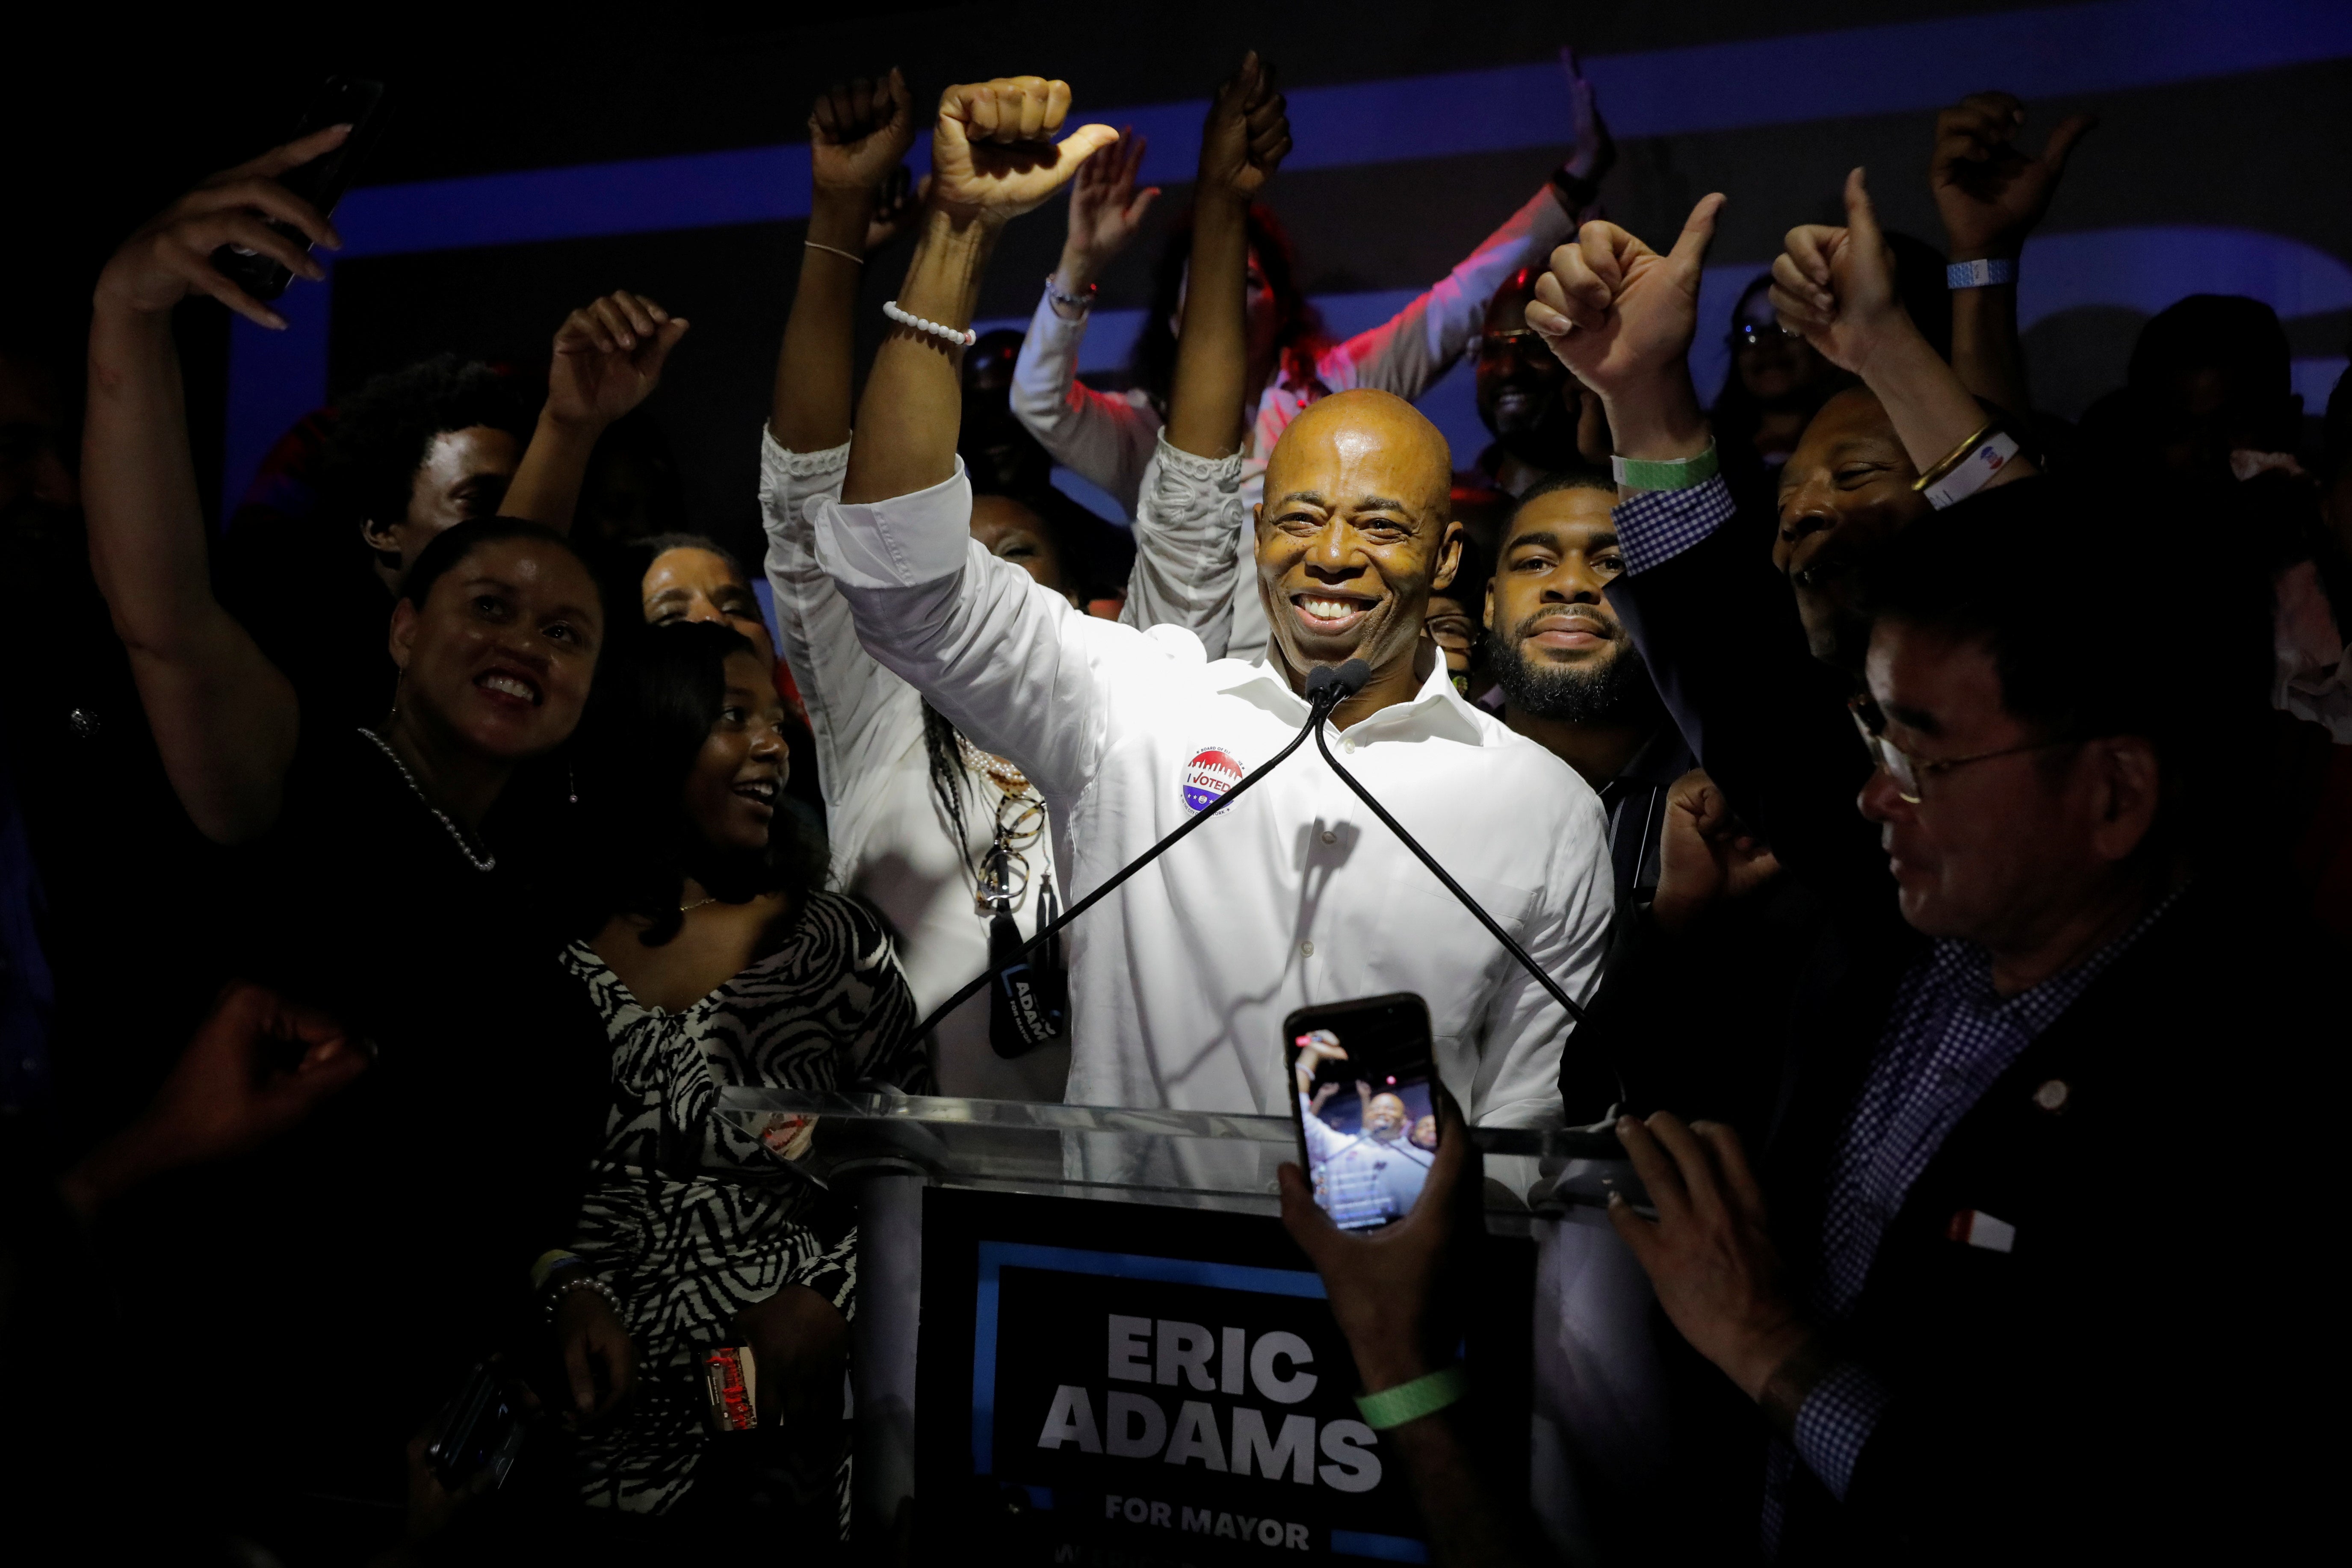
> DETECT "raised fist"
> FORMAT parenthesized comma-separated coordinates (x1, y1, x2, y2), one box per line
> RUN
(812, 69, 918, 199)
(1197, 50, 1292, 205)
(929, 76, 1119, 227)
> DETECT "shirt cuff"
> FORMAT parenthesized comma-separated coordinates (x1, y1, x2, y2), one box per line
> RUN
(1791, 1360, 1893, 1502)
(1613, 474, 1736, 576)
(759, 428, 851, 484)
(809, 457, 971, 590)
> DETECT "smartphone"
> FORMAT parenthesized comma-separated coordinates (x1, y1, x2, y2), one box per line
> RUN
(211, 75, 388, 301)
(424, 1357, 526, 1491)
(1284, 992, 1442, 1232)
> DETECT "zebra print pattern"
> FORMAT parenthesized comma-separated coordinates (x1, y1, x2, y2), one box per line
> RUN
(560, 891, 929, 1517)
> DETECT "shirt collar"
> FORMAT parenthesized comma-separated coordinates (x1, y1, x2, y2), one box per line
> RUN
(1211, 656, 1491, 746)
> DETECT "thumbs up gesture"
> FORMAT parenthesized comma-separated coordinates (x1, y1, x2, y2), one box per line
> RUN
(1524, 194, 1727, 403)
(930, 76, 1120, 228)
(1768, 168, 1915, 376)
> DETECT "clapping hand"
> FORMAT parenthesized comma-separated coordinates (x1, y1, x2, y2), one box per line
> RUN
(547, 291, 689, 432)
(929, 76, 1120, 228)
(95, 127, 348, 330)
(1198, 51, 1292, 205)
(1524, 194, 1726, 405)
(1932, 91, 2095, 262)
(1769, 168, 1915, 377)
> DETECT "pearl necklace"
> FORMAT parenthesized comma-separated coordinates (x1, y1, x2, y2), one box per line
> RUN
(358, 727, 497, 873)
(954, 731, 1032, 795)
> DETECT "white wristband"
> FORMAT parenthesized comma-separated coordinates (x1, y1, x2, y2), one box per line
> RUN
(1922, 430, 2022, 509)
(883, 299, 976, 348)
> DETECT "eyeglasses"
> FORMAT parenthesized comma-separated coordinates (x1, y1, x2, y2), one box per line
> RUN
(1847, 695, 2078, 805)
(1477, 328, 1558, 368)
(1729, 321, 1802, 351)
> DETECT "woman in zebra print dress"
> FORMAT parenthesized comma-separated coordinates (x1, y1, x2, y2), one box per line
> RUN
(552, 619, 929, 1528)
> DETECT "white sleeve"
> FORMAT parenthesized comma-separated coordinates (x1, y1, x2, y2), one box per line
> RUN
(1459, 794, 1616, 1130)
(1009, 289, 1164, 516)
(1116, 436, 1244, 658)
(811, 458, 1202, 804)
(1317, 186, 1578, 402)
(756, 432, 922, 820)
(1298, 1091, 1352, 1163)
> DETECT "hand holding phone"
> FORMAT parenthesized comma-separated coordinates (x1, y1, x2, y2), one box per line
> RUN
(1284, 994, 1442, 1233)
(210, 76, 387, 302)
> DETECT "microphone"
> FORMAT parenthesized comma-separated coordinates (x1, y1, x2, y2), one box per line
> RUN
(909, 663, 1361, 1047)
(1309, 658, 1587, 1028)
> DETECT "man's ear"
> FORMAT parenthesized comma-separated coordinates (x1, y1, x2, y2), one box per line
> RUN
(360, 514, 402, 566)
(1482, 577, 1496, 633)
(388, 595, 420, 673)
(1429, 518, 1464, 595)
(2089, 735, 2163, 862)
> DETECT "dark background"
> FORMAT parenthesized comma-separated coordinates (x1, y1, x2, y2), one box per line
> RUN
(12, 3, 2349, 560)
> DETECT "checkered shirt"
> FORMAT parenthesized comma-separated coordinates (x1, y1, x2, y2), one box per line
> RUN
(1611, 474, 1739, 576)
(1771, 888, 2182, 1535)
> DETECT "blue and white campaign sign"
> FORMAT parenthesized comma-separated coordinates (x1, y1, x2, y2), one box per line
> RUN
(916, 1188, 1532, 1565)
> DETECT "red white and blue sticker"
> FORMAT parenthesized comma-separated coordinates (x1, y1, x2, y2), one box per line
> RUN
(1181, 747, 1245, 813)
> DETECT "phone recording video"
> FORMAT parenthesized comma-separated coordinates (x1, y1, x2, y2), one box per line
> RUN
(1284, 993, 1441, 1232)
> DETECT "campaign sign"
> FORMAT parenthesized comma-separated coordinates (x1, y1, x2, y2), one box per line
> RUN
(915, 1188, 1532, 1565)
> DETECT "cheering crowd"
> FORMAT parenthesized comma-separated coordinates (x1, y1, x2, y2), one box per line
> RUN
(1, 42, 2346, 1568)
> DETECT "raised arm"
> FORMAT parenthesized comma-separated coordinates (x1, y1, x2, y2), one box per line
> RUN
(759, 72, 927, 813)
(1164, 53, 1288, 461)
(1929, 92, 2095, 416)
(84, 130, 345, 844)
(1008, 124, 1165, 514)
(502, 290, 691, 529)
(773, 70, 916, 452)
(1770, 170, 2039, 487)
(1318, 65, 1608, 402)
(843, 77, 1117, 506)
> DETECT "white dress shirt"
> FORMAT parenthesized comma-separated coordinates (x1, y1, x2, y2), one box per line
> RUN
(759, 431, 1246, 1099)
(1010, 184, 1580, 662)
(810, 455, 1614, 1128)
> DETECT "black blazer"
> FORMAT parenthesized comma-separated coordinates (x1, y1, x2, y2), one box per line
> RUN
(1611, 507, 2340, 1563)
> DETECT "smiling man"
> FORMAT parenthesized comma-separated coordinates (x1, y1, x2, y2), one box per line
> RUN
(1481, 471, 1691, 904)
(814, 74, 1612, 1126)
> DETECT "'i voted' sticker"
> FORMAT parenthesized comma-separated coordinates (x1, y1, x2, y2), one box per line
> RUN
(1181, 747, 1244, 813)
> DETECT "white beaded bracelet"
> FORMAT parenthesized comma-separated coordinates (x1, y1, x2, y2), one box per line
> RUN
(546, 1271, 623, 1323)
(883, 299, 977, 348)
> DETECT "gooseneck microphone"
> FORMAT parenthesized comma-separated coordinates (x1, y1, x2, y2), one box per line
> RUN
(909, 664, 1363, 1047)
(1311, 659, 1586, 1027)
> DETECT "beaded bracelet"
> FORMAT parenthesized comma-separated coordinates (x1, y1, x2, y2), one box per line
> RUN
(1353, 1364, 1468, 1430)
(883, 299, 977, 348)
(546, 1272, 623, 1323)
(1045, 275, 1096, 317)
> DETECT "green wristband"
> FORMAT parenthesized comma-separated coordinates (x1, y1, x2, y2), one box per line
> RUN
(1353, 1365, 1468, 1430)
(1611, 439, 1720, 492)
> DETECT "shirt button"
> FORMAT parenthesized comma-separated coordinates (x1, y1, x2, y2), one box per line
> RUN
(1320, 830, 1336, 844)
(1341, 738, 1356, 753)
(1300, 941, 1315, 957)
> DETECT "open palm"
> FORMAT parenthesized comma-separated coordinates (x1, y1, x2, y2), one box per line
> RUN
(930, 77, 1118, 226)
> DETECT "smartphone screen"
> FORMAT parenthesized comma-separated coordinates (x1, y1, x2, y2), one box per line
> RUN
(1284, 993, 1441, 1232)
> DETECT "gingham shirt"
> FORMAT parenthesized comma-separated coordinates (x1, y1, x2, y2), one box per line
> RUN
(1612, 478, 2181, 1535)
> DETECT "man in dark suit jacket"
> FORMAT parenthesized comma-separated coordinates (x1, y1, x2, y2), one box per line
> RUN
(1522, 177, 2334, 1562)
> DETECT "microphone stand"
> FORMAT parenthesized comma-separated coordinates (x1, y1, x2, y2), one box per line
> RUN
(905, 668, 1357, 1043)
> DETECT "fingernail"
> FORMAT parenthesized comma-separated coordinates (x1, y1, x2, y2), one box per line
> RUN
(618, 334, 634, 348)
(1616, 1114, 1637, 1134)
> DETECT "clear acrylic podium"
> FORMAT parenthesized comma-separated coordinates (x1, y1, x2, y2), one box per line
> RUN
(714, 1089, 1663, 1562)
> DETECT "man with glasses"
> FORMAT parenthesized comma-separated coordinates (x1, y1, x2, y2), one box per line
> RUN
(1521, 178, 2330, 1561)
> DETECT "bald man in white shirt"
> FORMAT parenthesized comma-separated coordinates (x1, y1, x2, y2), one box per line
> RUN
(818, 73, 1612, 1128)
